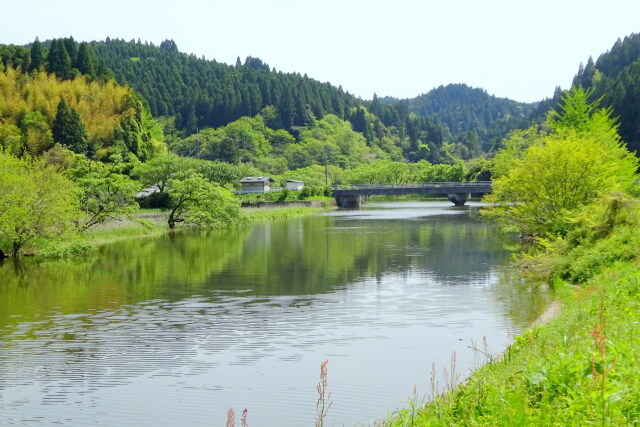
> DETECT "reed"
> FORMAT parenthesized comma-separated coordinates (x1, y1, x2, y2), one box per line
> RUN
(226, 407, 235, 427)
(315, 359, 333, 427)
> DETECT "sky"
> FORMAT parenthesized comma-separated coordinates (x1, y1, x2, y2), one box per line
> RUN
(2, 0, 639, 103)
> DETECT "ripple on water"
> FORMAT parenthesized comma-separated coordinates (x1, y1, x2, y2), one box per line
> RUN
(0, 203, 548, 426)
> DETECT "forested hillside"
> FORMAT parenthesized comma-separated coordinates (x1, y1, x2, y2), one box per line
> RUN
(90, 40, 537, 153)
(382, 84, 535, 149)
(91, 39, 359, 132)
(572, 32, 640, 152)
(0, 37, 552, 162)
(88, 38, 484, 162)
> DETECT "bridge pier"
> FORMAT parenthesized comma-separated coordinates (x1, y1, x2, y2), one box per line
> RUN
(335, 195, 363, 208)
(447, 192, 471, 206)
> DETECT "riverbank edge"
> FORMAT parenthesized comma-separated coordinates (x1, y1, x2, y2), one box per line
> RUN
(24, 205, 331, 260)
(384, 258, 640, 425)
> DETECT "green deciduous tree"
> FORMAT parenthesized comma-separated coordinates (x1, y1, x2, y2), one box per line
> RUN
(166, 172, 245, 229)
(21, 111, 53, 156)
(0, 123, 22, 155)
(68, 160, 140, 230)
(484, 133, 635, 236)
(0, 152, 79, 257)
(483, 88, 638, 238)
(133, 152, 183, 194)
(490, 127, 544, 178)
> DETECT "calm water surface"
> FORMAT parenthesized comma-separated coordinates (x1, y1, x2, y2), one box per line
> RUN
(0, 201, 551, 426)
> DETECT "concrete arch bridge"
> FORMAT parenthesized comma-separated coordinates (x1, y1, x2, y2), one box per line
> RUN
(332, 182, 492, 208)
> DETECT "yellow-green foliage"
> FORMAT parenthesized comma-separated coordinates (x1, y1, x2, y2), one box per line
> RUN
(482, 88, 639, 238)
(483, 132, 638, 237)
(0, 67, 152, 156)
(0, 152, 80, 256)
(340, 159, 466, 185)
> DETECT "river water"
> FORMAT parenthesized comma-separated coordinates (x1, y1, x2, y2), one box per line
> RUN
(0, 201, 551, 426)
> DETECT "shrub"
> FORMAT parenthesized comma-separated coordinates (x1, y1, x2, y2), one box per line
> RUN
(39, 240, 96, 259)
(137, 191, 171, 209)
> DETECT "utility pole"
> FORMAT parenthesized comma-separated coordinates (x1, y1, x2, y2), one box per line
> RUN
(324, 145, 329, 186)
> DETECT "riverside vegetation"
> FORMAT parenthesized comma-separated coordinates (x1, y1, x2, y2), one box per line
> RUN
(386, 89, 640, 425)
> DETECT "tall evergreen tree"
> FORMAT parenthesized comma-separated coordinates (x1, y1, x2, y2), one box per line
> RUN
(61, 36, 78, 65)
(160, 39, 178, 53)
(96, 59, 115, 82)
(29, 38, 47, 72)
(47, 39, 72, 80)
(75, 42, 98, 79)
(52, 99, 88, 154)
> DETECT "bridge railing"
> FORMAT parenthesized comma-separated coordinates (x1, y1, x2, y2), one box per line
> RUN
(332, 181, 492, 191)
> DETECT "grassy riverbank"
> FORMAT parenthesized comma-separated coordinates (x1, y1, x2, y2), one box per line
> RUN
(386, 258, 640, 425)
(29, 206, 328, 259)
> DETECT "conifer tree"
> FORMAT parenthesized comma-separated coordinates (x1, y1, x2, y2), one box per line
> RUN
(160, 39, 178, 52)
(52, 99, 88, 154)
(47, 40, 72, 80)
(29, 38, 47, 72)
(61, 37, 78, 64)
(75, 42, 98, 79)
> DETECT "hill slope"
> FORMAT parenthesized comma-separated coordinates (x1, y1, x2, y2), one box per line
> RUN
(572, 33, 640, 152)
(91, 39, 361, 133)
(90, 39, 531, 151)
(383, 84, 535, 148)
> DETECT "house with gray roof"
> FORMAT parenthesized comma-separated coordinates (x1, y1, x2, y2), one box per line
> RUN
(238, 176, 276, 193)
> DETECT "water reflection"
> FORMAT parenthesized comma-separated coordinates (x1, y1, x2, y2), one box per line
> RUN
(0, 202, 552, 426)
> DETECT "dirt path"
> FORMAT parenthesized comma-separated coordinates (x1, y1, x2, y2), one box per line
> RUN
(530, 300, 563, 327)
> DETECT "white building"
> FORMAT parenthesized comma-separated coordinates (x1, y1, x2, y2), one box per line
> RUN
(238, 176, 275, 193)
(285, 179, 305, 191)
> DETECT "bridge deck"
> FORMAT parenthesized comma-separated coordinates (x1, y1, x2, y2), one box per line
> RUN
(332, 181, 492, 196)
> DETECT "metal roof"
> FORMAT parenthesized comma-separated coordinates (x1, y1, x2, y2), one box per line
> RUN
(239, 176, 275, 183)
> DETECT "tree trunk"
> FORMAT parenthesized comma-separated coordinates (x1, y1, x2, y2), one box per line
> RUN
(12, 240, 21, 258)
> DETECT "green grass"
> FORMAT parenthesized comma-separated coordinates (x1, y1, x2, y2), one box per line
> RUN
(81, 221, 167, 246)
(244, 206, 327, 222)
(385, 260, 640, 426)
(30, 216, 167, 259)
